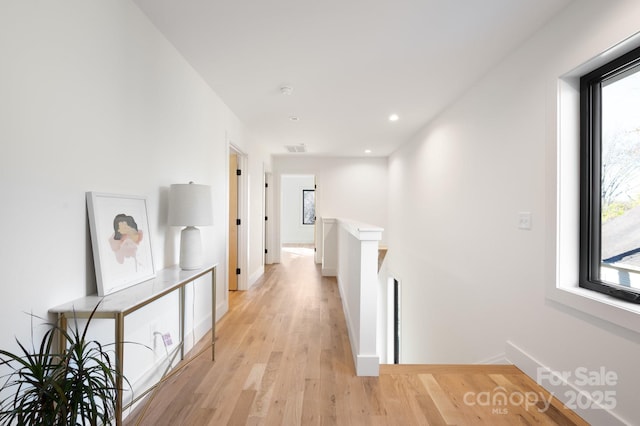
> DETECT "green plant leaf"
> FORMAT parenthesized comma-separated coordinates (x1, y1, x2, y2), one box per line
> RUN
(0, 302, 133, 426)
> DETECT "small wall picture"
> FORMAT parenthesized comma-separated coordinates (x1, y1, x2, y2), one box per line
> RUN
(87, 192, 155, 296)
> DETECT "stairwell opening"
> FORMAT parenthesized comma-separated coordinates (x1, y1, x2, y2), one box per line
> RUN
(387, 277, 401, 364)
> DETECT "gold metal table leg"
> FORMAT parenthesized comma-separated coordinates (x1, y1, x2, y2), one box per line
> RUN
(57, 313, 68, 355)
(179, 285, 185, 360)
(115, 313, 124, 426)
(211, 270, 216, 361)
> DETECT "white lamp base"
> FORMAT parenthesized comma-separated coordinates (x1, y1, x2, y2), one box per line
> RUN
(179, 226, 203, 270)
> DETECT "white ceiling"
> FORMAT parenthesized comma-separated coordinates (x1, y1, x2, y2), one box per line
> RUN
(133, 0, 572, 157)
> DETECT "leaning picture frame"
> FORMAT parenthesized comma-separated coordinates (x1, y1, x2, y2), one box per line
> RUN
(87, 192, 155, 296)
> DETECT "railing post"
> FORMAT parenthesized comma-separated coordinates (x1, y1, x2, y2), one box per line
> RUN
(332, 218, 383, 376)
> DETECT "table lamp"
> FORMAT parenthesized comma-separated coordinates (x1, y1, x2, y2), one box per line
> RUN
(168, 182, 213, 270)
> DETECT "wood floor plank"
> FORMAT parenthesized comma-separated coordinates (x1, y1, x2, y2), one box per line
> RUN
(403, 373, 448, 425)
(301, 378, 321, 425)
(248, 352, 281, 418)
(125, 249, 587, 426)
(419, 373, 469, 425)
(318, 349, 338, 419)
(500, 372, 589, 426)
(380, 374, 430, 425)
(243, 363, 266, 391)
(227, 389, 257, 426)
(281, 390, 304, 426)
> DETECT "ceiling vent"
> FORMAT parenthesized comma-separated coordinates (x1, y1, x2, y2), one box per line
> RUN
(285, 144, 306, 153)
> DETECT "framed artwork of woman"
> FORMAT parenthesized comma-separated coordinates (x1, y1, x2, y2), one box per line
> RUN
(87, 192, 155, 296)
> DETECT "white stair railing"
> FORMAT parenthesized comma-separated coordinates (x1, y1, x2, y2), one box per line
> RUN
(321, 217, 383, 376)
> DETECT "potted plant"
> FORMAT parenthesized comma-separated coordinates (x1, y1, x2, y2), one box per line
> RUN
(0, 304, 125, 425)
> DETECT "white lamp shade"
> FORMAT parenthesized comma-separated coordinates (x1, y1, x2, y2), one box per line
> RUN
(168, 183, 213, 226)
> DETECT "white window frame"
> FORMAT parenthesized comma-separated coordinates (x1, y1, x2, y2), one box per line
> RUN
(547, 33, 640, 334)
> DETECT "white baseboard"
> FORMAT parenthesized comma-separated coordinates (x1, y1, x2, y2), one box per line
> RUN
(248, 266, 264, 289)
(336, 276, 354, 347)
(477, 353, 508, 364)
(184, 314, 213, 353)
(336, 276, 380, 377)
(336, 277, 357, 369)
(505, 341, 628, 426)
(122, 361, 172, 419)
(216, 299, 228, 322)
(124, 347, 179, 406)
(356, 354, 380, 376)
(322, 267, 337, 277)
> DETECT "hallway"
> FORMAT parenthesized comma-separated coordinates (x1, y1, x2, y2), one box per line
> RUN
(126, 249, 586, 425)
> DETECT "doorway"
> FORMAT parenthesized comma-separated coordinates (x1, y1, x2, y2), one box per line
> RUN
(264, 172, 272, 265)
(229, 152, 239, 291)
(280, 175, 316, 253)
(393, 278, 400, 364)
(228, 146, 248, 291)
(387, 277, 401, 364)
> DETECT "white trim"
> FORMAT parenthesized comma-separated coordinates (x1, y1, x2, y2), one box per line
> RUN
(336, 274, 380, 376)
(355, 354, 380, 376)
(125, 351, 179, 410)
(216, 299, 228, 322)
(126, 313, 214, 412)
(338, 218, 384, 241)
(547, 34, 640, 334)
(334, 218, 382, 377)
(272, 172, 282, 264)
(236, 151, 249, 291)
(506, 341, 628, 426)
(314, 175, 321, 264)
(321, 267, 337, 277)
(264, 171, 272, 265)
(476, 353, 507, 365)
(248, 266, 264, 288)
(321, 217, 337, 277)
(184, 314, 213, 352)
(228, 142, 249, 291)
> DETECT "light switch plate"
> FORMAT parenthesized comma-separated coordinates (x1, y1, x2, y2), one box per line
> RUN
(518, 212, 532, 230)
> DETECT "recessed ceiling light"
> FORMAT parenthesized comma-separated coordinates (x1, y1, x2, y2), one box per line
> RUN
(389, 114, 399, 122)
(289, 116, 299, 121)
(364, 149, 372, 154)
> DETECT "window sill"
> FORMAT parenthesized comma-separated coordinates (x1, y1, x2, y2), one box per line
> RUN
(551, 31, 640, 337)
(547, 284, 640, 334)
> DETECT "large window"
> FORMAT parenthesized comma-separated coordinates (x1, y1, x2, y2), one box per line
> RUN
(302, 189, 315, 225)
(580, 45, 640, 303)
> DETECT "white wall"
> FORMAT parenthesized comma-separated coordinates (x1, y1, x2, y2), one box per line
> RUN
(271, 156, 388, 261)
(281, 175, 315, 244)
(0, 0, 253, 396)
(387, 0, 640, 423)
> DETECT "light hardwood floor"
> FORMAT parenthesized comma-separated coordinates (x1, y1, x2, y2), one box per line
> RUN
(125, 249, 587, 425)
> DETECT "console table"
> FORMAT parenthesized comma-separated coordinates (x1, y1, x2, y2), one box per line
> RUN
(49, 264, 217, 426)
